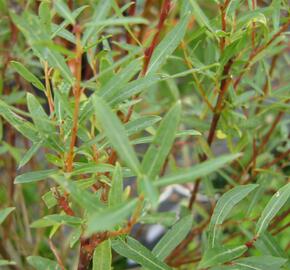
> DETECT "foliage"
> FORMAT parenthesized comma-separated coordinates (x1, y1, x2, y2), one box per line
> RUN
(0, 0, 289, 269)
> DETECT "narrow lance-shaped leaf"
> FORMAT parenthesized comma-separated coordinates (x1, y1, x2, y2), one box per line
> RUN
(18, 140, 43, 169)
(27, 93, 54, 133)
(198, 245, 248, 269)
(233, 255, 288, 270)
(152, 215, 192, 261)
(141, 175, 159, 208)
(14, 169, 58, 184)
(27, 256, 61, 270)
(112, 236, 172, 270)
(93, 96, 141, 175)
(0, 207, 15, 225)
(155, 153, 242, 187)
(10, 61, 45, 91)
(142, 102, 181, 180)
(256, 183, 290, 236)
(208, 184, 258, 248)
(93, 240, 112, 270)
(86, 199, 138, 236)
(0, 260, 16, 267)
(109, 163, 123, 207)
(146, 15, 190, 75)
(54, 0, 75, 25)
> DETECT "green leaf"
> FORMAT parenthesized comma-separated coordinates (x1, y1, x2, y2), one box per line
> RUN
(208, 184, 258, 248)
(93, 96, 141, 175)
(233, 255, 287, 270)
(256, 183, 290, 236)
(27, 256, 61, 270)
(39, 1, 51, 34)
(93, 239, 112, 270)
(82, 0, 112, 45)
(142, 102, 181, 180)
(112, 236, 171, 270)
(146, 15, 190, 75)
(45, 49, 74, 84)
(54, 0, 75, 25)
(30, 214, 82, 228)
(141, 175, 159, 208)
(0, 260, 16, 266)
(10, 61, 45, 91)
(27, 93, 53, 133)
(155, 153, 242, 187)
(14, 169, 58, 184)
(109, 163, 123, 207)
(53, 175, 102, 213)
(0, 207, 15, 225)
(86, 199, 138, 235)
(152, 215, 192, 261)
(142, 102, 181, 181)
(86, 17, 148, 27)
(18, 140, 43, 169)
(189, 0, 214, 32)
(199, 245, 248, 269)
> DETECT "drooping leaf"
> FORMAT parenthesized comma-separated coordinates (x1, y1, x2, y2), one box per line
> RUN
(93, 239, 112, 270)
(142, 102, 181, 180)
(198, 245, 248, 269)
(256, 183, 290, 235)
(155, 153, 242, 187)
(0, 207, 15, 225)
(93, 96, 141, 175)
(14, 169, 58, 184)
(112, 236, 171, 270)
(152, 215, 192, 261)
(208, 184, 258, 247)
(86, 199, 138, 235)
(10, 61, 45, 91)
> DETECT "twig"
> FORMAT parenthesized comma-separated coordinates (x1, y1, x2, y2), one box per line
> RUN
(48, 239, 66, 270)
(65, 25, 83, 172)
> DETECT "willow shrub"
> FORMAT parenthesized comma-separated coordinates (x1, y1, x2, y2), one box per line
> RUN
(0, 0, 289, 269)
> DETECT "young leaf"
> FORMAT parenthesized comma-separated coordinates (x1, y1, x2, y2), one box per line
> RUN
(152, 215, 192, 261)
(146, 15, 190, 75)
(27, 256, 61, 270)
(109, 163, 123, 207)
(155, 153, 242, 187)
(86, 199, 138, 235)
(233, 255, 287, 270)
(198, 245, 248, 269)
(112, 236, 171, 270)
(93, 239, 112, 270)
(208, 184, 258, 247)
(93, 96, 141, 175)
(10, 61, 45, 91)
(0, 207, 15, 225)
(14, 169, 58, 184)
(142, 102, 181, 180)
(256, 183, 290, 236)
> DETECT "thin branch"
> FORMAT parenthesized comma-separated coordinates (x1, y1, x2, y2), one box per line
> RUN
(48, 239, 66, 270)
(65, 25, 83, 172)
